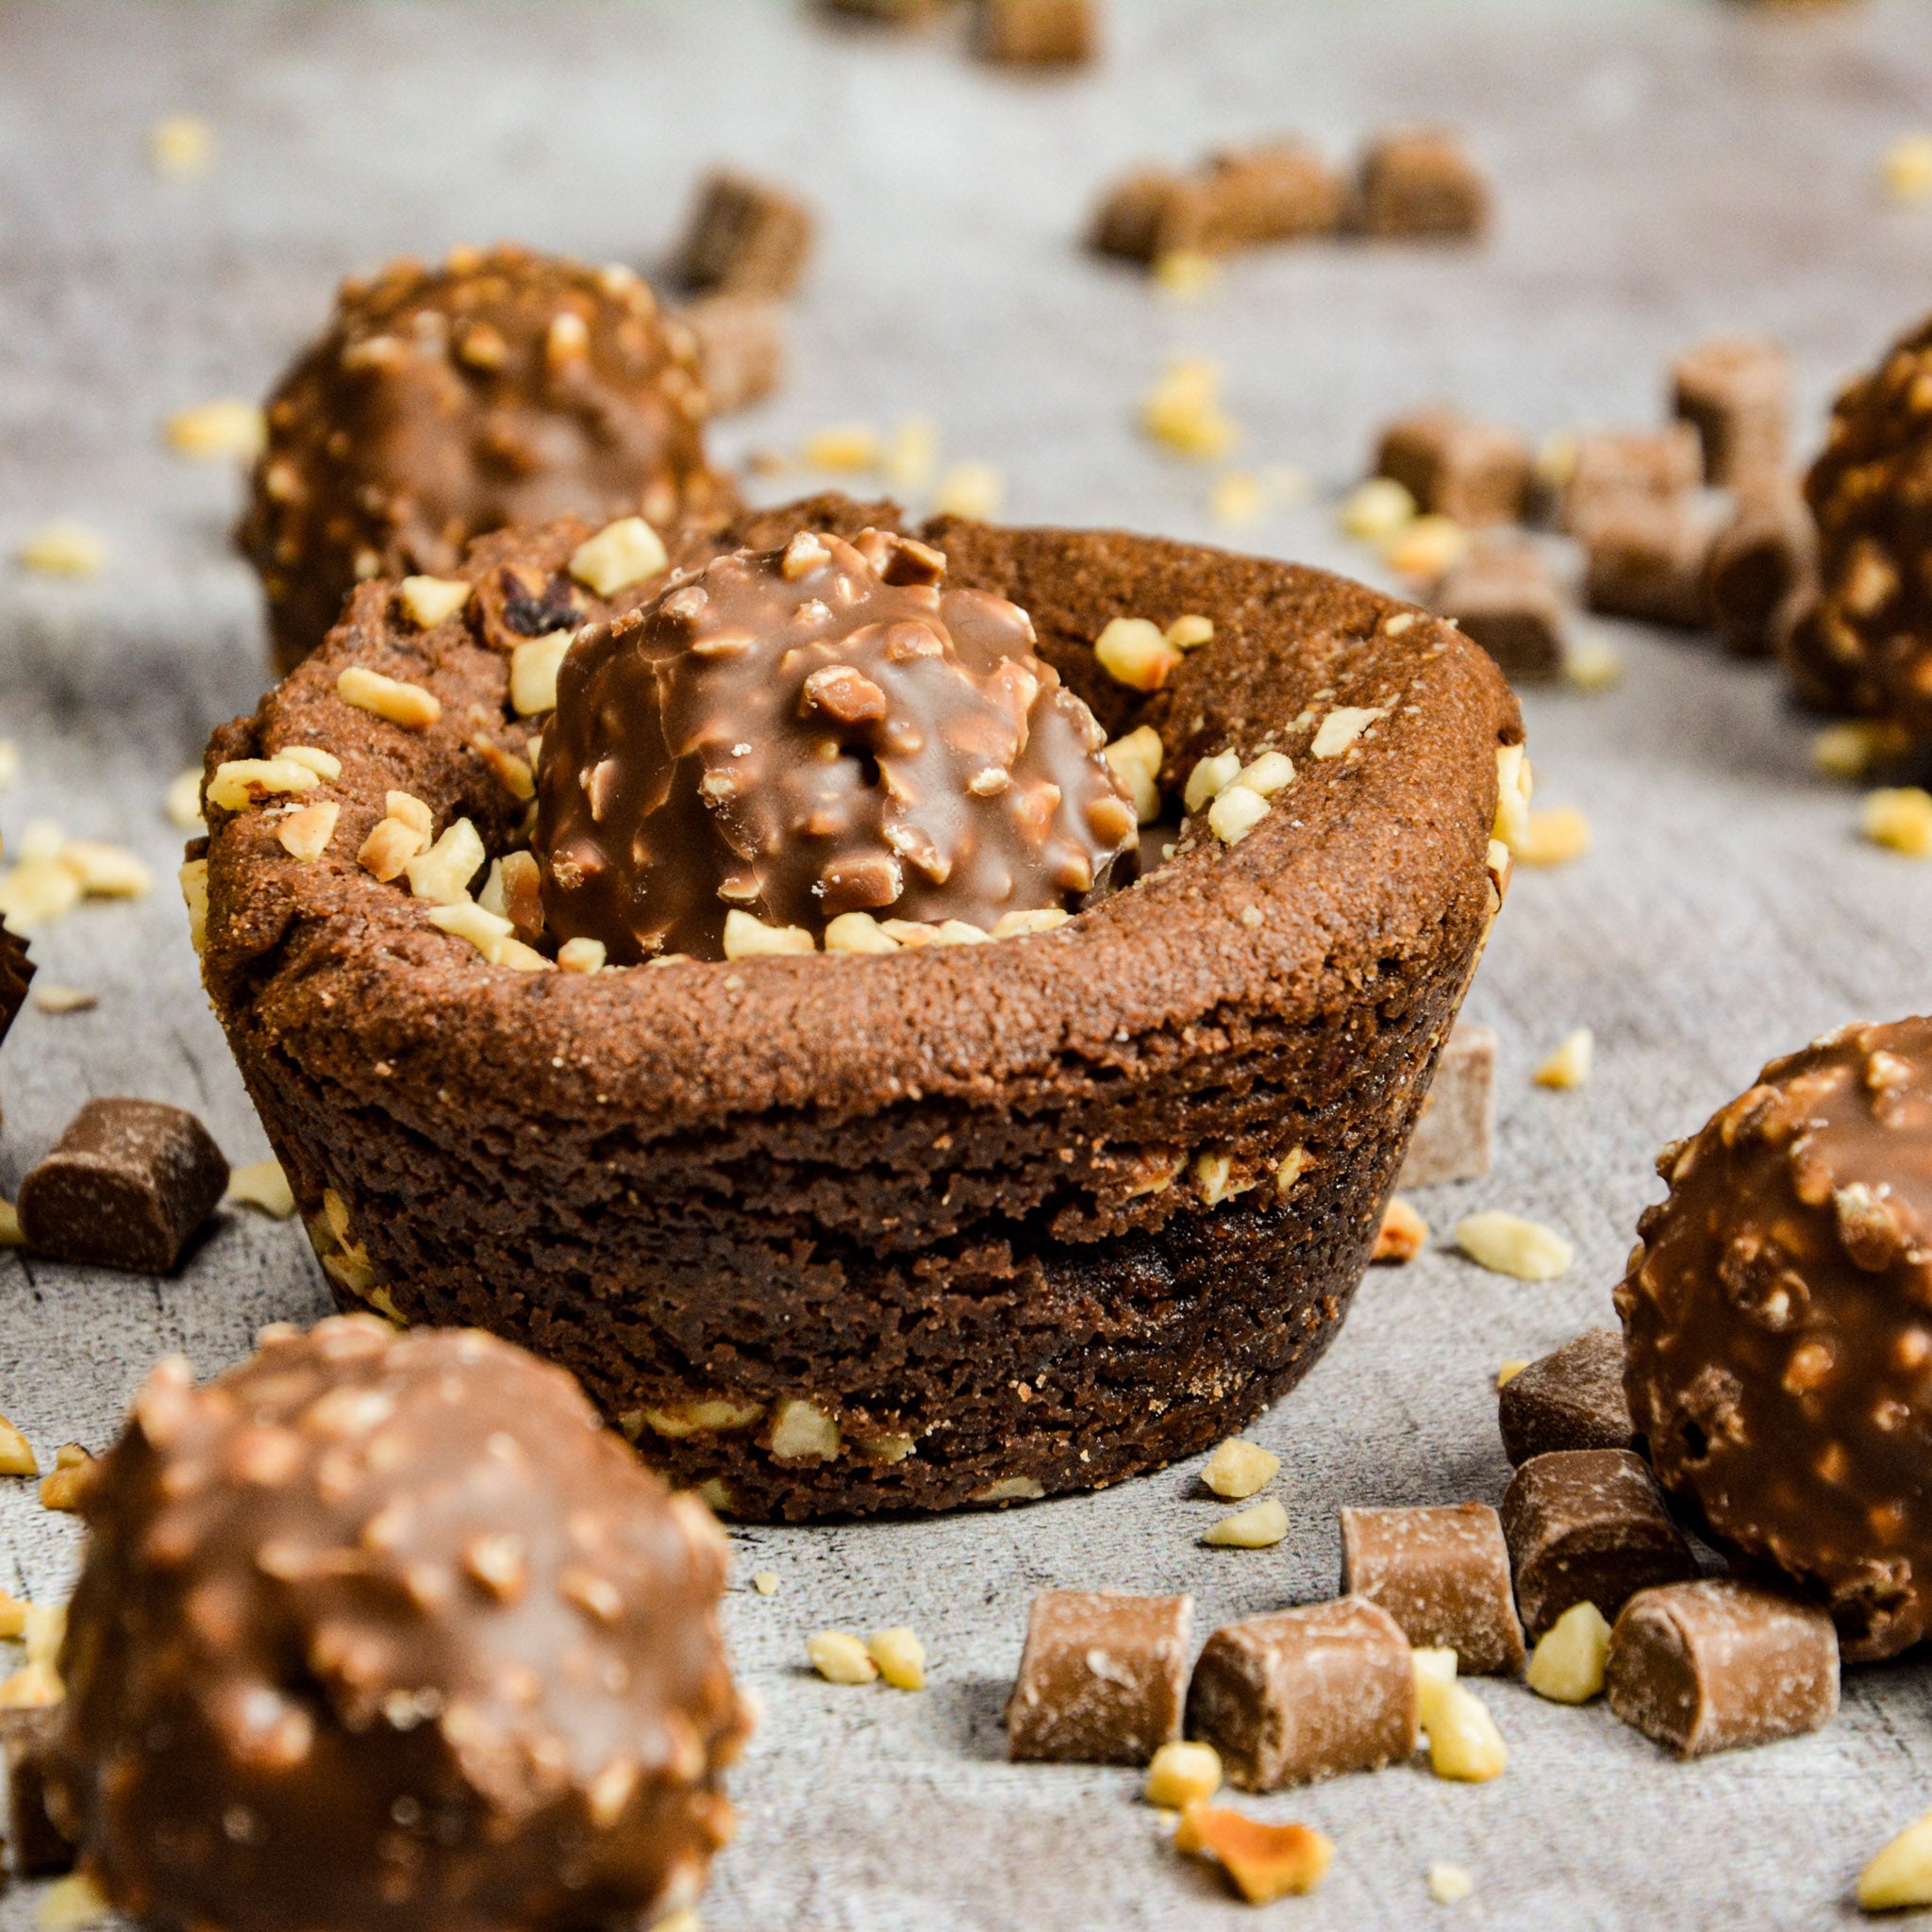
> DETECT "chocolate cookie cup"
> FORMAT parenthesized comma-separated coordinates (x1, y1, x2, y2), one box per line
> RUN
(195, 495, 1521, 1521)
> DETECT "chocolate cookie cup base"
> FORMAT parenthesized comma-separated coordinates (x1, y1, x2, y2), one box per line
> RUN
(201, 497, 1519, 1520)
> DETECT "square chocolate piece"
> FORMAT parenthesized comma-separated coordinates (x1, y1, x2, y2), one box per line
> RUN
(16, 1097, 228, 1274)
(1560, 425, 1702, 534)
(1502, 1448, 1698, 1640)
(1008, 1589, 1192, 1764)
(1498, 1326, 1636, 1466)
(3, 1706, 74, 1877)
(1671, 335, 1791, 490)
(1375, 408, 1532, 527)
(1340, 1502, 1525, 1675)
(672, 170, 815, 301)
(1583, 493, 1720, 629)
(975, 0, 1098, 66)
(1356, 130, 1490, 239)
(1186, 1597, 1417, 1791)
(1198, 142, 1345, 249)
(1706, 483, 1816, 658)
(1433, 540, 1568, 683)
(1089, 169, 1211, 265)
(1396, 1018, 1494, 1188)
(677, 294, 786, 417)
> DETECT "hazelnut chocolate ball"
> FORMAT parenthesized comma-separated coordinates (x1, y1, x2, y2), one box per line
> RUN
(46, 1317, 750, 1932)
(535, 525, 1140, 962)
(1619, 1017, 1932, 1660)
(238, 244, 734, 675)
(1786, 310, 1932, 722)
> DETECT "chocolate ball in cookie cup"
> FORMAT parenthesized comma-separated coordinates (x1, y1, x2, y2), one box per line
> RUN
(196, 494, 1521, 1520)
(238, 243, 737, 675)
(44, 1317, 749, 1932)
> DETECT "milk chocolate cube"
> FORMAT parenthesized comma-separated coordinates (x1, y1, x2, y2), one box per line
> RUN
(1498, 1327, 1635, 1466)
(1340, 1503, 1525, 1674)
(17, 1098, 228, 1274)
(1433, 541, 1567, 682)
(678, 294, 786, 416)
(1396, 1018, 1494, 1188)
(1199, 142, 1345, 248)
(1583, 494, 1720, 629)
(1008, 1590, 1193, 1764)
(1186, 1597, 1417, 1790)
(673, 169, 814, 300)
(3, 1707, 73, 1877)
(1375, 408, 1532, 527)
(1706, 483, 1816, 658)
(1502, 1448, 1697, 1640)
(1089, 170, 1210, 265)
(976, 0, 1098, 66)
(1606, 1579, 1839, 1758)
(1356, 131, 1490, 240)
(1671, 336, 1791, 490)
(1560, 425, 1702, 533)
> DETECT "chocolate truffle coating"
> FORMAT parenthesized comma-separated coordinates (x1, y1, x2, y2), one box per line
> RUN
(537, 527, 1137, 960)
(46, 1317, 749, 1932)
(238, 245, 735, 675)
(0, 925, 31, 1053)
(1786, 312, 1932, 721)
(1619, 1016, 1932, 1661)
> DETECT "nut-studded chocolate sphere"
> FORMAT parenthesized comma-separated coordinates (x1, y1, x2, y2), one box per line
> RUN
(1619, 1017, 1932, 1660)
(238, 244, 735, 675)
(535, 526, 1139, 962)
(1786, 311, 1932, 722)
(46, 1317, 749, 1932)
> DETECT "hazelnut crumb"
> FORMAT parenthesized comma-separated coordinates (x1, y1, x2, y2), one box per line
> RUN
(1860, 1807, 1932, 1910)
(934, 462, 1005, 521)
(866, 1624, 926, 1690)
(1094, 617, 1181, 691)
(1201, 1437, 1279, 1501)
(39, 1442, 94, 1512)
(558, 937, 607, 974)
(1142, 358, 1236, 459)
(800, 425, 880, 473)
(0, 1410, 38, 1476)
(1208, 783, 1268, 845)
(1372, 1196, 1429, 1263)
(807, 1630, 877, 1685)
(1455, 1211, 1573, 1281)
(225, 1158, 296, 1219)
(1494, 1358, 1530, 1389)
(1145, 1740, 1223, 1810)
(751, 1571, 779, 1597)
(722, 909, 816, 958)
(1426, 1863, 1474, 1906)
(1340, 477, 1416, 541)
(1533, 1027, 1593, 1091)
(164, 769, 206, 831)
(398, 575, 473, 630)
(165, 397, 264, 461)
(1208, 472, 1263, 527)
(337, 666, 441, 732)
(1565, 638, 1624, 692)
(17, 520, 108, 577)
(30, 983, 96, 1015)
(1167, 614, 1215, 650)
(1525, 1600, 1611, 1706)
(1881, 133, 1932, 204)
(570, 517, 668, 597)
(148, 113, 213, 176)
(1863, 787, 1932, 857)
(1201, 1497, 1289, 1549)
(277, 801, 341, 863)
(1508, 805, 1591, 867)
(1416, 1674, 1507, 1782)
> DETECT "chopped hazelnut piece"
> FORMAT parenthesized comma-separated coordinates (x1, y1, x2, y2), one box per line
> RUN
(1208, 784, 1268, 845)
(16, 520, 108, 576)
(178, 858, 208, 951)
(1143, 358, 1237, 458)
(165, 397, 264, 460)
(1495, 1358, 1530, 1389)
(398, 575, 473, 629)
(1094, 616, 1181, 691)
(358, 816, 427, 883)
(1202, 1497, 1289, 1548)
(206, 757, 320, 813)
(989, 908, 1071, 939)
(31, 983, 95, 1014)
(752, 1571, 779, 1597)
(496, 938, 554, 974)
(1427, 1864, 1474, 1906)
(225, 1158, 296, 1219)
(1566, 638, 1624, 692)
(1373, 1195, 1429, 1263)
(35, 1873, 110, 1932)
(800, 425, 879, 472)
(276, 801, 340, 863)
(1340, 477, 1416, 541)
(1184, 748, 1241, 813)
(276, 745, 341, 781)
(1508, 805, 1591, 867)
(471, 736, 535, 801)
(164, 769, 206, 831)
(1175, 1806, 1334, 1904)
(570, 517, 668, 597)
(970, 1474, 1045, 1504)
(148, 112, 213, 175)
(558, 937, 607, 974)
(1310, 706, 1388, 759)
(0, 1412, 38, 1477)
(1815, 721, 1908, 781)
(1104, 724, 1164, 823)
(934, 462, 1005, 521)
(867, 1625, 926, 1690)
(1202, 1438, 1279, 1501)
(1491, 743, 1532, 848)
(807, 1630, 878, 1685)
(1387, 514, 1471, 582)
(1881, 133, 1932, 204)
(337, 666, 441, 731)
(1864, 787, 1932, 857)
(1167, 614, 1215, 650)
(769, 1396, 841, 1462)
(1860, 1808, 1932, 1910)
(426, 901, 515, 963)
(510, 633, 574, 716)
(58, 841, 152, 899)
(405, 819, 486, 906)
(1145, 1740, 1223, 1810)
(1455, 1211, 1573, 1280)
(1235, 750, 1292, 797)
(1533, 1027, 1593, 1091)
(0, 858, 81, 930)
(1208, 472, 1263, 527)
(39, 1442, 93, 1512)
(1416, 1673, 1507, 1782)
(824, 910, 899, 956)
(386, 791, 433, 837)
(1526, 1600, 1612, 1705)
(723, 909, 815, 958)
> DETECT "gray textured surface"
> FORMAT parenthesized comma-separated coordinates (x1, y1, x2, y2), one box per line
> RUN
(4, 1, 1932, 1924)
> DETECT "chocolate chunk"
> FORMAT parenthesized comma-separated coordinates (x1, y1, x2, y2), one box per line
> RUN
(236, 245, 732, 675)
(1089, 169, 1209, 265)
(678, 294, 786, 416)
(1582, 493, 1721, 629)
(1707, 482, 1817, 658)
(1498, 1327, 1636, 1466)
(1187, 1598, 1416, 1791)
(1355, 130, 1490, 240)
(536, 527, 1136, 961)
(1605, 1579, 1839, 1758)
(672, 170, 815, 301)
(1672, 336, 1791, 491)
(1501, 1448, 1698, 1640)
(1089, 143, 1341, 266)
(1432, 541, 1568, 683)
(44, 1319, 752, 1932)
(1560, 425, 1702, 534)
(1340, 1503, 1525, 1675)
(3, 1707, 73, 1878)
(17, 1099, 227, 1274)
(1007, 1590, 1193, 1764)
(975, 0, 1098, 65)
(1375, 408, 1532, 528)
(0, 925, 32, 1055)
(1619, 1016, 1932, 1660)
(1396, 1019, 1495, 1188)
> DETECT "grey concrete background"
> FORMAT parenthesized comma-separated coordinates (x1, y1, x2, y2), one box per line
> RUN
(3, 1, 1932, 1924)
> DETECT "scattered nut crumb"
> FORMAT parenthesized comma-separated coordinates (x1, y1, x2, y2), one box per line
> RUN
(225, 1158, 296, 1219)
(426, 900, 517, 964)
(179, 858, 208, 951)
(1184, 748, 1241, 813)
(1881, 133, 1932, 204)
(277, 801, 341, 863)
(30, 984, 95, 1015)
(337, 665, 441, 731)
(800, 425, 880, 472)
(1495, 1358, 1530, 1389)
(164, 398, 264, 460)
(148, 113, 214, 177)
(358, 815, 428, 883)
(867, 1624, 926, 1690)
(934, 461, 1005, 521)
(1208, 472, 1263, 526)
(1202, 1438, 1279, 1500)
(807, 1630, 878, 1685)
(1340, 476, 1415, 541)
(1417, 1674, 1507, 1782)
(882, 415, 939, 493)
(1094, 617, 1181, 691)
(1310, 706, 1387, 760)
(398, 575, 474, 629)
(751, 1571, 779, 1597)
(1154, 249, 1219, 300)
(0, 1591, 25, 1641)
(1533, 1027, 1593, 1091)
(1864, 787, 1932, 857)
(1145, 1740, 1223, 1810)
(208, 757, 318, 813)
(1175, 1805, 1334, 1904)
(165, 769, 206, 831)
(1373, 1195, 1428, 1263)
(1526, 1600, 1612, 1705)
(1202, 1497, 1289, 1548)
(1860, 1807, 1932, 1911)
(0, 742, 16, 788)
(1454, 1210, 1573, 1281)
(1208, 783, 1268, 845)
(0, 1410, 37, 1476)
(1508, 805, 1591, 867)
(1167, 614, 1214, 650)
(1815, 721, 1909, 781)
(39, 1442, 93, 1513)
(1104, 724, 1164, 824)
(1565, 637, 1624, 691)
(570, 517, 668, 597)
(558, 936, 608, 974)
(723, 908, 815, 958)
(1386, 513, 1470, 582)
(16, 520, 108, 577)
(1427, 1862, 1474, 1906)
(1143, 358, 1236, 458)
